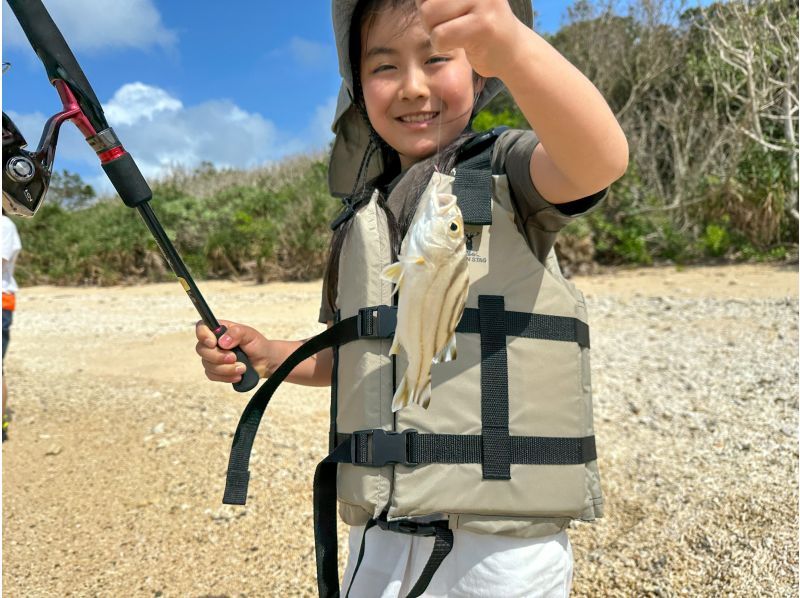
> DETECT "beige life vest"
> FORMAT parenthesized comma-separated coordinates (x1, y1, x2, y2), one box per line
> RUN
(332, 161, 603, 540)
(220, 134, 604, 597)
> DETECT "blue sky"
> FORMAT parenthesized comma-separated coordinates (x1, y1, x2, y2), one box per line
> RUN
(1, 1, 697, 194)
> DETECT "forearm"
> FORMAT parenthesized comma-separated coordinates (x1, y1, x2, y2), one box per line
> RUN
(498, 26, 628, 196)
(267, 340, 333, 387)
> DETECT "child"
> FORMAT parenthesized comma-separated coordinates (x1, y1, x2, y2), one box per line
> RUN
(196, 0, 627, 595)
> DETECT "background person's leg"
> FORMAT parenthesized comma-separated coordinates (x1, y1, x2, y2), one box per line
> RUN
(2, 308, 12, 441)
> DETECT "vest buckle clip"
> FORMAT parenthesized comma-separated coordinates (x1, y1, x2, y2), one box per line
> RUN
(351, 428, 418, 467)
(374, 515, 447, 537)
(356, 305, 397, 339)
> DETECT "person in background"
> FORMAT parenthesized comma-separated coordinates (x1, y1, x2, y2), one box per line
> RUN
(2, 213, 22, 442)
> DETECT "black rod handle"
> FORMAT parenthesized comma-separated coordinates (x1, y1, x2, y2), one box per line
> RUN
(214, 326, 261, 393)
(101, 152, 152, 209)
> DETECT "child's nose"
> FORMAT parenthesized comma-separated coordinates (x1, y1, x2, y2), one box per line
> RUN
(398, 65, 429, 101)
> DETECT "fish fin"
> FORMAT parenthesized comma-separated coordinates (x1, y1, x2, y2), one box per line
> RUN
(382, 262, 406, 296)
(444, 333, 458, 362)
(433, 333, 457, 364)
(392, 376, 409, 412)
(417, 382, 432, 409)
(381, 261, 404, 283)
(389, 336, 401, 356)
(436, 193, 458, 213)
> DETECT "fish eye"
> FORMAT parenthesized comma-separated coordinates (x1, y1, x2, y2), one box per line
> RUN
(449, 222, 459, 232)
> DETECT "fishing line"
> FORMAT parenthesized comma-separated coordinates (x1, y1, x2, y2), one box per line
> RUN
(431, 100, 477, 177)
(434, 95, 444, 170)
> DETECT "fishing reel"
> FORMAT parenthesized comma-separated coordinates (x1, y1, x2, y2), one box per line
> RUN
(2, 111, 55, 218)
(2, 62, 85, 218)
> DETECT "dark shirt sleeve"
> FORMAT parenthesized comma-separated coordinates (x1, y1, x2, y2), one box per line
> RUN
(492, 129, 606, 262)
(319, 262, 335, 324)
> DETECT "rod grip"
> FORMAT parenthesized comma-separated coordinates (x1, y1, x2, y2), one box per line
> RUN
(102, 152, 152, 208)
(215, 326, 260, 393)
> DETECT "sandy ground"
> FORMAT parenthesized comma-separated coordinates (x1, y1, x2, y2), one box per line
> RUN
(2, 263, 797, 597)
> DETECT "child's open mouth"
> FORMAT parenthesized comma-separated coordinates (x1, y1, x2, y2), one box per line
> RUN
(397, 111, 440, 126)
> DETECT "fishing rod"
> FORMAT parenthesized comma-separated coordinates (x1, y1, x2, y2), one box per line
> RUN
(3, 0, 259, 393)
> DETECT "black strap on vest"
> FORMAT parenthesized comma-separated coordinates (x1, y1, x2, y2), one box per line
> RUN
(343, 519, 377, 597)
(342, 515, 454, 598)
(336, 430, 596, 467)
(457, 307, 590, 349)
(452, 126, 507, 225)
(313, 439, 350, 597)
(223, 305, 396, 506)
(314, 436, 457, 598)
(479, 295, 511, 479)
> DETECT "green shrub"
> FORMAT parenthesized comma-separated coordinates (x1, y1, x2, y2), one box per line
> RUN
(702, 222, 731, 257)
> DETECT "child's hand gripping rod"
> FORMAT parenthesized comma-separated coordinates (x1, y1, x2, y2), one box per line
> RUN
(7, 0, 259, 392)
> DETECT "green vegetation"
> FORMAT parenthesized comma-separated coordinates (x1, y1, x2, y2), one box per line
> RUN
(13, 157, 339, 286)
(10, 0, 797, 286)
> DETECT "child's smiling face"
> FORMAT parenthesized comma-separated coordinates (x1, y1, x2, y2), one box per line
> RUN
(359, 6, 481, 170)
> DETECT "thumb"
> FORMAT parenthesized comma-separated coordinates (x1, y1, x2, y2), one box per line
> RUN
(217, 322, 260, 351)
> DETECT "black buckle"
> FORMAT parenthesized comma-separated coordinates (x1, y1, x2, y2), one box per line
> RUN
(357, 305, 397, 339)
(375, 516, 447, 537)
(351, 429, 418, 467)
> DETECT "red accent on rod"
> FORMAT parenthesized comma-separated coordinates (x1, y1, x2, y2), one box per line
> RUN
(98, 146, 126, 164)
(53, 80, 96, 138)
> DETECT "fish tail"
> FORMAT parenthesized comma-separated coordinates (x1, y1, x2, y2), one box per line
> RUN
(392, 376, 410, 412)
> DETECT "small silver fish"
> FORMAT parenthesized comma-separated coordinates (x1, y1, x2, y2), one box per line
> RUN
(381, 174, 469, 411)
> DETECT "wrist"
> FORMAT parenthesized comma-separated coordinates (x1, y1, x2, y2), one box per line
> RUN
(491, 25, 544, 89)
(263, 339, 283, 378)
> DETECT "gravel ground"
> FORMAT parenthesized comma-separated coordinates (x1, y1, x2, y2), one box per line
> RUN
(2, 264, 797, 597)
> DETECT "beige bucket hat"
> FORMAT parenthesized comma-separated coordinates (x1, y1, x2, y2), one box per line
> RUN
(329, 0, 534, 197)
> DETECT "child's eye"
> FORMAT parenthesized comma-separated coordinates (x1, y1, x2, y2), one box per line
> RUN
(371, 64, 395, 74)
(427, 56, 450, 65)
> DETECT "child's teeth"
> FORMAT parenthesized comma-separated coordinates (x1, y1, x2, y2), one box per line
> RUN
(402, 113, 436, 123)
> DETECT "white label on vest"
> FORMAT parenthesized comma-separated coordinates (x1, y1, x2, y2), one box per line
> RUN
(465, 225, 487, 263)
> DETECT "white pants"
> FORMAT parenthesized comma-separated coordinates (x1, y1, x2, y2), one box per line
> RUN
(342, 525, 573, 598)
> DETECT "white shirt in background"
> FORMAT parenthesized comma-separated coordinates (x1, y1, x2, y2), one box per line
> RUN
(2, 215, 22, 295)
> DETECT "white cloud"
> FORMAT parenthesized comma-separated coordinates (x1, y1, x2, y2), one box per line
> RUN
(308, 95, 338, 147)
(288, 37, 331, 69)
(3, 0, 176, 52)
(7, 84, 337, 194)
(104, 82, 183, 126)
(5, 109, 96, 165)
(103, 88, 280, 181)
(4, 110, 47, 147)
(266, 37, 333, 70)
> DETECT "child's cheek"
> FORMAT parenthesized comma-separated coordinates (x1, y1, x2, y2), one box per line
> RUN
(362, 78, 393, 111)
(434, 66, 477, 112)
